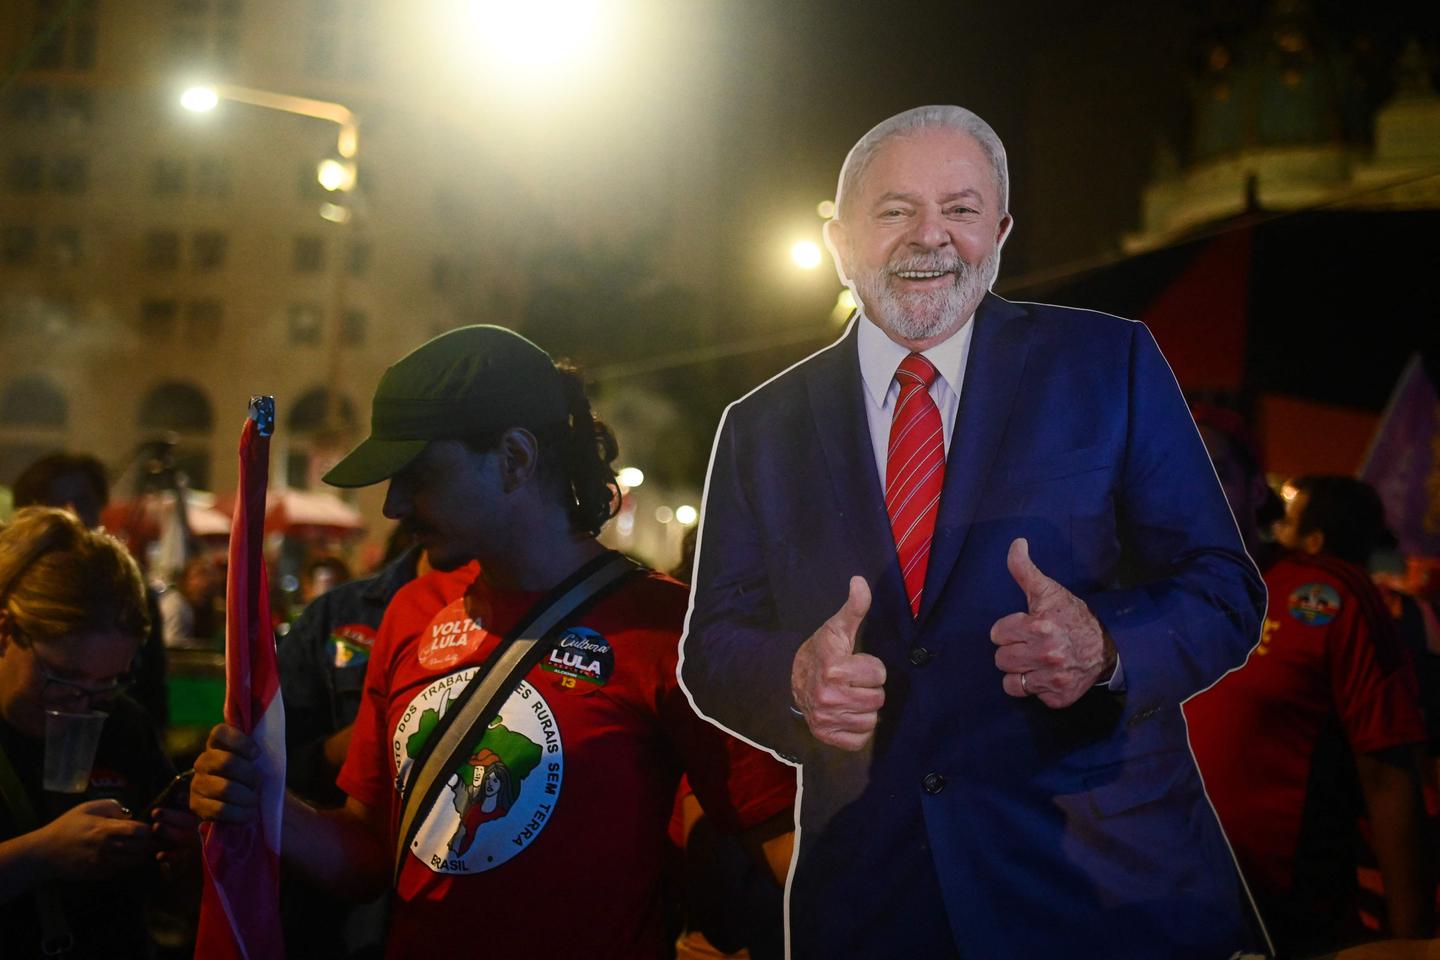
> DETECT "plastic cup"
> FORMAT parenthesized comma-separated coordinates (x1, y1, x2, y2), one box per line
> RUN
(43, 709, 107, 794)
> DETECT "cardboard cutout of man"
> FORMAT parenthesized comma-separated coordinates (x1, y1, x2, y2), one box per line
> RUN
(679, 105, 1267, 959)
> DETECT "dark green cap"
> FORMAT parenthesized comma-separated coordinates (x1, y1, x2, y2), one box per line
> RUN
(323, 325, 567, 488)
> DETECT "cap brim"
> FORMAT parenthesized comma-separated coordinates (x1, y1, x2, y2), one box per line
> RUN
(322, 436, 429, 488)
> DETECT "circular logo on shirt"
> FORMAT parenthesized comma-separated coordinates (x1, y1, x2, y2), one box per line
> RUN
(1288, 582, 1342, 626)
(416, 612, 485, 670)
(393, 668, 563, 874)
(539, 627, 614, 687)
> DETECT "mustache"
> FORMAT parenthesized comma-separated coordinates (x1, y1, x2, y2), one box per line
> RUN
(886, 254, 971, 276)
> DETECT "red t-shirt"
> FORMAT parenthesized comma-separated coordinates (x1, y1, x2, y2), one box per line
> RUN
(1186, 552, 1425, 899)
(339, 562, 795, 960)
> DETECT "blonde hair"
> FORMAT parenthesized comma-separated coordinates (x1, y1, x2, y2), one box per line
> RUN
(0, 507, 149, 647)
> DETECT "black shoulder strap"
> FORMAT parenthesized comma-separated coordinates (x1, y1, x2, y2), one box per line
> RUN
(393, 551, 643, 883)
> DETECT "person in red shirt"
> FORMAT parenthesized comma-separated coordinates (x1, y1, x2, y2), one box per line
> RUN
(1187, 473, 1431, 956)
(190, 326, 794, 960)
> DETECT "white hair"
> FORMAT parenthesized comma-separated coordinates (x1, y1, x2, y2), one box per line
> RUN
(834, 105, 1010, 217)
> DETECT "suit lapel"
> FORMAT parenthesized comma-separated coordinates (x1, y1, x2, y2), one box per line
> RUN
(917, 294, 1032, 624)
(805, 324, 915, 636)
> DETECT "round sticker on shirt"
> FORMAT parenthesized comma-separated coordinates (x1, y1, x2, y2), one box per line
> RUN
(393, 668, 563, 874)
(540, 627, 614, 687)
(328, 623, 375, 669)
(1288, 582, 1342, 626)
(416, 612, 485, 670)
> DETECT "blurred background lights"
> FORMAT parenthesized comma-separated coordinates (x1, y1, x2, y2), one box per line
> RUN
(655, 506, 674, 524)
(831, 288, 857, 324)
(180, 85, 219, 112)
(791, 240, 823, 270)
(318, 202, 351, 223)
(316, 158, 357, 192)
(616, 466, 645, 488)
(466, 0, 606, 69)
(675, 505, 698, 526)
(817, 199, 836, 219)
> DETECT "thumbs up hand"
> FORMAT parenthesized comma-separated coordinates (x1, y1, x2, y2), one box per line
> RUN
(791, 576, 886, 751)
(990, 538, 1116, 708)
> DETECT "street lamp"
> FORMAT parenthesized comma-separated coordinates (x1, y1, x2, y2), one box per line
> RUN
(181, 83, 359, 188)
(179, 82, 361, 451)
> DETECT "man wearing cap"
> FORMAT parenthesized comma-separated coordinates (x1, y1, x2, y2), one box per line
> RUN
(680, 105, 1267, 957)
(191, 326, 795, 960)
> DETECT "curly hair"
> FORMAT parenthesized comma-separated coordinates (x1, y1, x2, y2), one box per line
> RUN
(467, 362, 620, 538)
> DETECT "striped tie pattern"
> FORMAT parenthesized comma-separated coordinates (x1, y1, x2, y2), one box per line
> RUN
(885, 353, 945, 617)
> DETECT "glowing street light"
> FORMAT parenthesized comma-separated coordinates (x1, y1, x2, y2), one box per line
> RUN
(466, 0, 606, 69)
(675, 505, 698, 526)
(317, 158, 358, 192)
(178, 83, 359, 162)
(616, 466, 645, 489)
(791, 240, 823, 270)
(180, 85, 220, 113)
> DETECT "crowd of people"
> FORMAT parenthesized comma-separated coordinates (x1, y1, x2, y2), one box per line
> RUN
(0, 101, 1437, 960)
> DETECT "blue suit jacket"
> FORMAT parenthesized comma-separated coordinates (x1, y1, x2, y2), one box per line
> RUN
(681, 294, 1267, 959)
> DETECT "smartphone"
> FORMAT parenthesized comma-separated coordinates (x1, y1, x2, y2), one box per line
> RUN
(138, 769, 194, 822)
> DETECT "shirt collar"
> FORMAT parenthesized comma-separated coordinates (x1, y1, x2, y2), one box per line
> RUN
(856, 308, 975, 407)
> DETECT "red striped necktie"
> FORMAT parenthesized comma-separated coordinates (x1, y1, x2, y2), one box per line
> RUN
(886, 352, 945, 618)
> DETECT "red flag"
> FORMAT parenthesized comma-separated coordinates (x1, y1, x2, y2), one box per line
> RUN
(196, 398, 286, 960)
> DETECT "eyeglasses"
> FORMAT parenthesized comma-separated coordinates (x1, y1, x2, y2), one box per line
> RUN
(30, 645, 132, 710)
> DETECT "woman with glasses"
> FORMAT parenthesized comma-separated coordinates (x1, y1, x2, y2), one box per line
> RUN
(0, 506, 198, 958)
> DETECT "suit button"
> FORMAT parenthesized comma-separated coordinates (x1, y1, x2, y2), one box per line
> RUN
(922, 773, 946, 795)
(908, 647, 931, 666)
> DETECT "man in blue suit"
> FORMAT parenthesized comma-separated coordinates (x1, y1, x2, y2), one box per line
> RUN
(679, 105, 1268, 958)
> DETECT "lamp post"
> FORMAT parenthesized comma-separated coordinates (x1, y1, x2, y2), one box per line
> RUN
(180, 83, 360, 471)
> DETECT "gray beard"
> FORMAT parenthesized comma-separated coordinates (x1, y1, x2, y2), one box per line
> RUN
(855, 246, 1001, 341)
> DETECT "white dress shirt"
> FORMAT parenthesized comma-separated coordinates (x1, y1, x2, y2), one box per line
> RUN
(856, 310, 974, 488)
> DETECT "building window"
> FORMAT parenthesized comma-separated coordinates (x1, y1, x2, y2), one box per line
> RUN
(144, 230, 181, 269)
(55, 88, 93, 127)
(185, 299, 223, 343)
(195, 156, 231, 197)
(6, 155, 43, 193)
(50, 226, 82, 267)
(288, 386, 356, 432)
(51, 155, 89, 194)
(169, 20, 206, 59)
(215, 21, 241, 67)
(138, 380, 213, 433)
(347, 240, 371, 276)
(0, 375, 67, 427)
(191, 231, 227, 271)
(431, 256, 453, 293)
(341, 309, 367, 345)
(293, 235, 325, 272)
(70, 21, 96, 69)
(287, 303, 323, 345)
(304, 30, 338, 77)
(1, 226, 38, 265)
(8, 86, 49, 120)
(152, 158, 187, 196)
(31, 0, 99, 72)
(140, 299, 179, 338)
